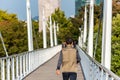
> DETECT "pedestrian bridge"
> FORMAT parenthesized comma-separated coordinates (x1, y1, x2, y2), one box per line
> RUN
(1, 0, 120, 80)
(0, 45, 120, 80)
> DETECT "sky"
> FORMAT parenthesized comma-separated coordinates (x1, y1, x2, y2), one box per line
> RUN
(61, 0, 75, 18)
(0, 0, 75, 20)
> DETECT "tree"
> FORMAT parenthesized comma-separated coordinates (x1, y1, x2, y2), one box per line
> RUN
(0, 10, 17, 21)
(0, 10, 28, 56)
(58, 0, 120, 76)
(0, 20, 28, 56)
(112, 0, 120, 16)
(49, 8, 79, 43)
(32, 20, 43, 49)
(111, 14, 120, 76)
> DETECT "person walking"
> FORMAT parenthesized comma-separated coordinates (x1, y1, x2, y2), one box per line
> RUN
(56, 38, 81, 80)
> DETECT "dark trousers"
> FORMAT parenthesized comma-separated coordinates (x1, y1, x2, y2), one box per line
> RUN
(62, 72, 77, 80)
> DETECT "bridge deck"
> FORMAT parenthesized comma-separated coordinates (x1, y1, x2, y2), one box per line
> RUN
(24, 53, 84, 80)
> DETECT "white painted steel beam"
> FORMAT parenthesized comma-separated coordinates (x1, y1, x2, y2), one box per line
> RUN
(87, 0, 94, 57)
(102, 0, 112, 70)
(16, 57, 19, 79)
(50, 16, 53, 47)
(11, 58, 15, 80)
(42, 8, 47, 48)
(1, 59, 5, 80)
(83, 4, 87, 43)
(54, 21, 57, 46)
(26, 0, 33, 51)
(6, 59, 10, 80)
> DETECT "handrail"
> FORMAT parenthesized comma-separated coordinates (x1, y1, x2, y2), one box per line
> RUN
(77, 45, 120, 80)
(1, 45, 119, 80)
(0, 45, 62, 80)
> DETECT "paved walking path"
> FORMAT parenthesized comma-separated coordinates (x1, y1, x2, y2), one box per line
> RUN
(24, 53, 84, 80)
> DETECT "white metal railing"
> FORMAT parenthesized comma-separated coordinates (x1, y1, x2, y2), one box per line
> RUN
(0, 45, 61, 80)
(77, 45, 120, 80)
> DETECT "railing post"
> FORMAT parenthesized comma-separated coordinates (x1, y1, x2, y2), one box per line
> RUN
(100, 69, 103, 80)
(28, 53, 31, 72)
(11, 58, 15, 80)
(26, 53, 29, 74)
(1, 59, 5, 80)
(105, 73, 108, 80)
(6, 58, 10, 80)
(23, 55, 26, 76)
(16, 56, 19, 79)
(20, 56, 22, 79)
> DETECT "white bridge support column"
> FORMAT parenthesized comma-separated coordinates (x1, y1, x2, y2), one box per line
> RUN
(42, 8, 47, 48)
(83, 4, 87, 44)
(53, 21, 57, 46)
(79, 28, 83, 48)
(26, 0, 33, 51)
(102, 0, 112, 70)
(50, 16, 53, 47)
(87, 0, 94, 57)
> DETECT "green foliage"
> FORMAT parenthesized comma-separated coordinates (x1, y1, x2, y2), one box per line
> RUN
(74, 1, 120, 76)
(0, 9, 44, 57)
(0, 20, 28, 56)
(112, 0, 120, 17)
(49, 8, 79, 43)
(0, 10, 28, 56)
(32, 21, 43, 49)
(0, 1, 119, 77)
(0, 10, 17, 21)
(111, 14, 120, 76)
(93, 3, 103, 62)
(92, 2, 120, 76)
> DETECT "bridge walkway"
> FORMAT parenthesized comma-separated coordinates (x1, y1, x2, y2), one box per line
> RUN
(24, 53, 84, 80)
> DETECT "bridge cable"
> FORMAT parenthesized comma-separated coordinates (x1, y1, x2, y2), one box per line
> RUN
(93, 1, 103, 58)
(0, 31, 8, 57)
(32, 22, 39, 49)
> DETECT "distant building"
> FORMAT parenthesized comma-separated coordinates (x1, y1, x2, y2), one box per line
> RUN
(95, 0, 102, 5)
(38, 0, 61, 32)
(75, 0, 85, 15)
(75, 0, 101, 15)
